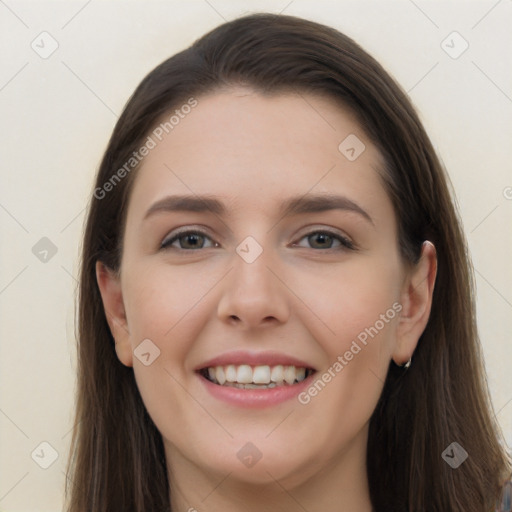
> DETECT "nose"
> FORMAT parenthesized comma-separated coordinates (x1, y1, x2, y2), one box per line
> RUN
(216, 241, 290, 330)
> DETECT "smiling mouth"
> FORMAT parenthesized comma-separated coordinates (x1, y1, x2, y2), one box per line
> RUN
(199, 364, 316, 389)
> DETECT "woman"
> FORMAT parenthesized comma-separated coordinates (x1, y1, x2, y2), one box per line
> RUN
(65, 12, 512, 512)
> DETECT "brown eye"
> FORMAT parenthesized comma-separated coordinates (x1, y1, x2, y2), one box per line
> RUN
(161, 230, 217, 250)
(295, 230, 355, 251)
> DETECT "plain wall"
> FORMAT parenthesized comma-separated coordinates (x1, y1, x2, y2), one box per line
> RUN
(0, 1, 511, 510)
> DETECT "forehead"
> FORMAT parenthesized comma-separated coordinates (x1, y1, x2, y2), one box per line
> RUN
(126, 88, 389, 221)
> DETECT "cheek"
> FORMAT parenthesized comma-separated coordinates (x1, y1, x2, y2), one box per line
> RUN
(122, 261, 212, 341)
(293, 255, 402, 351)
(294, 277, 400, 458)
(120, 261, 225, 403)
(120, 262, 216, 435)
(293, 257, 401, 424)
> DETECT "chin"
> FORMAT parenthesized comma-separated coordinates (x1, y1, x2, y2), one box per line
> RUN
(199, 441, 314, 487)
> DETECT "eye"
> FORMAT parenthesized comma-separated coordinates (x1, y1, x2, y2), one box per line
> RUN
(293, 230, 355, 251)
(160, 228, 355, 252)
(160, 229, 218, 250)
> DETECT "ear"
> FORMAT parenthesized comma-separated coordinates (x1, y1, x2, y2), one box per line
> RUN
(95, 261, 133, 367)
(393, 241, 437, 366)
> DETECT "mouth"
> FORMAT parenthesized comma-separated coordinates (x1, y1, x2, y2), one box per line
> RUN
(198, 364, 316, 389)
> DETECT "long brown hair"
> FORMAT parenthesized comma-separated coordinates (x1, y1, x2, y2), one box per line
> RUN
(65, 12, 511, 512)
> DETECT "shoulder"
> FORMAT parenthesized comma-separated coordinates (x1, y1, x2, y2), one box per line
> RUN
(496, 474, 512, 512)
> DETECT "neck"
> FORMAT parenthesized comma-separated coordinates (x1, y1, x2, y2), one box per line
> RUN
(165, 427, 373, 512)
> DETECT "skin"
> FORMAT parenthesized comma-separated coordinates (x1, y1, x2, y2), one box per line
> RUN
(97, 87, 436, 512)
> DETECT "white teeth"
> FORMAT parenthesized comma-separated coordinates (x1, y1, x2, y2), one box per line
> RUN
(236, 365, 253, 384)
(225, 364, 237, 382)
(283, 365, 297, 385)
(205, 364, 311, 387)
(216, 366, 226, 385)
(252, 365, 271, 384)
(270, 365, 284, 383)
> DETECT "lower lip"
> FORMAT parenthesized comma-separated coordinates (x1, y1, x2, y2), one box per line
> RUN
(197, 372, 316, 408)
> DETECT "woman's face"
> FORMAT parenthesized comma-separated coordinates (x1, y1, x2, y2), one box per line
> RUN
(98, 88, 428, 491)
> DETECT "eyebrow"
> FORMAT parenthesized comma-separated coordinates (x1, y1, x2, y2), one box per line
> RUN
(144, 193, 374, 224)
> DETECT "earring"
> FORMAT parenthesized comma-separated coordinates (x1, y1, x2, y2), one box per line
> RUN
(400, 357, 412, 370)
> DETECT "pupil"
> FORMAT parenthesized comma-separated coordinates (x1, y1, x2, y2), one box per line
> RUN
(313, 233, 331, 248)
(185, 234, 201, 247)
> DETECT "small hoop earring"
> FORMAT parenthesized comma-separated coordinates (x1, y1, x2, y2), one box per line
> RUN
(400, 357, 412, 370)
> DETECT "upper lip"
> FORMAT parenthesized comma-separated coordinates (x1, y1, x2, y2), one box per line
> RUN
(195, 350, 316, 371)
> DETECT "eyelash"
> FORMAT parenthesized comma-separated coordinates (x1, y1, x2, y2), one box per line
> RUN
(160, 228, 356, 252)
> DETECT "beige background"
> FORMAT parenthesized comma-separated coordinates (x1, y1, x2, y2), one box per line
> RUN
(1, 1, 511, 510)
